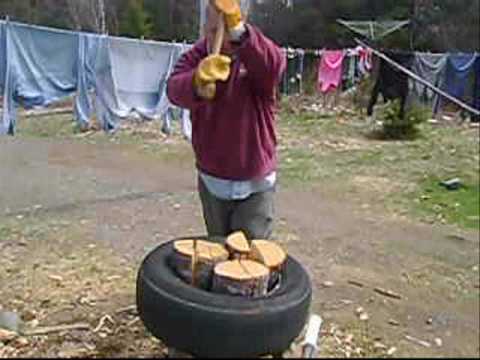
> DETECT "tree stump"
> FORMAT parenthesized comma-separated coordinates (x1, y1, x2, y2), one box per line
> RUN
(225, 231, 251, 260)
(212, 260, 270, 298)
(171, 240, 229, 290)
(249, 240, 287, 291)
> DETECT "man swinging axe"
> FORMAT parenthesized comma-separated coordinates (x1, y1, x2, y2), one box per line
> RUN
(167, 0, 286, 241)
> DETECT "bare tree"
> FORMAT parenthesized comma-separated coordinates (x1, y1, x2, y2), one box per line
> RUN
(65, 0, 106, 33)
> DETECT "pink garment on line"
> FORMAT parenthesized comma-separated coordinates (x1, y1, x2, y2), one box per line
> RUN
(317, 50, 345, 93)
(359, 47, 373, 74)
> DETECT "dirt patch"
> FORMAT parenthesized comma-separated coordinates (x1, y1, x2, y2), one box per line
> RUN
(352, 175, 406, 195)
(1, 117, 478, 357)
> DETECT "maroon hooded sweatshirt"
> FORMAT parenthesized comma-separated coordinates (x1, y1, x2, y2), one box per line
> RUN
(166, 25, 286, 181)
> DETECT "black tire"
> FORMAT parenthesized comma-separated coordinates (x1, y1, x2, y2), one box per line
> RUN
(136, 239, 312, 358)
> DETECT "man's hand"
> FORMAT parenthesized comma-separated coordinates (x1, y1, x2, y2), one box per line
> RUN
(194, 54, 232, 100)
(213, 0, 243, 31)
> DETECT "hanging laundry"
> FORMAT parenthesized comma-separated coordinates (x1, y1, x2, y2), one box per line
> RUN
(442, 53, 477, 104)
(93, 35, 184, 131)
(0, 20, 192, 136)
(409, 53, 448, 113)
(297, 49, 305, 93)
(1, 21, 79, 134)
(0, 21, 16, 135)
(473, 55, 480, 122)
(358, 46, 373, 76)
(367, 51, 414, 118)
(343, 50, 358, 90)
(0, 22, 5, 90)
(280, 47, 301, 95)
(161, 42, 193, 139)
(180, 108, 192, 141)
(317, 50, 345, 94)
(75, 33, 100, 129)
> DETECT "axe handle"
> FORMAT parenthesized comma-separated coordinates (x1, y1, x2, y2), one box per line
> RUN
(212, 15, 225, 55)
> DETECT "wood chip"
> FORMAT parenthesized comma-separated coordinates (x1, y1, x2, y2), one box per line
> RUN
(22, 323, 90, 336)
(0, 329, 17, 342)
(58, 348, 87, 357)
(387, 347, 397, 356)
(355, 307, 364, 315)
(388, 319, 400, 326)
(83, 342, 96, 352)
(114, 305, 137, 315)
(13, 337, 28, 348)
(374, 287, 402, 300)
(373, 341, 387, 350)
(359, 313, 369, 321)
(106, 275, 122, 281)
(93, 315, 114, 333)
(405, 335, 431, 348)
(126, 317, 140, 327)
(348, 280, 365, 288)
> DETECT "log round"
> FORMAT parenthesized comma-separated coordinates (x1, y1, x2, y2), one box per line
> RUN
(171, 240, 229, 290)
(249, 240, 287, 291)
(225, 231, 251, 259)
(212, 260, 270, 298)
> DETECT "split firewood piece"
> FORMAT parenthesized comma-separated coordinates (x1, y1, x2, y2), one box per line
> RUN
(212, 260, 270, 298)
(249, 240, 287, 290)
(225, 231, 251, 260)
(171, 240, 229, 290)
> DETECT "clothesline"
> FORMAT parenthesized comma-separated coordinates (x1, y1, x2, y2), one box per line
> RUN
(357, 39, 480, 116)
(1, 19, 478, 137)
(0, 19, 193, 137)
(282, 46, 477, 58)
(283, 47, 365, 57)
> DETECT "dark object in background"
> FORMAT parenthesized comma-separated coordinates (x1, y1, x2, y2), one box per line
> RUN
(367, 51, 414, 119)
(439, 178, 463, 191)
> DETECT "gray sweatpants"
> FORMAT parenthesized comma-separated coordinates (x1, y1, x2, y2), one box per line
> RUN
(198, 176, 275, 241)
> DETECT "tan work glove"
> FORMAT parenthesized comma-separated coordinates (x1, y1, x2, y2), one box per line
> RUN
(213, 0, 243, 31)
(194, 54, 232, 100)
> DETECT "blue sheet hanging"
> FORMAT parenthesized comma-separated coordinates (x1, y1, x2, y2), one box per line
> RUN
(443, 53, 477, 101)
(93, 35, 184, 131)
(473, 55, 480, 108)
(0, 22, 5, 90)
(1, 21, 79, 134)
(75, 32, 100, 129)
(0, 20, 192, 136)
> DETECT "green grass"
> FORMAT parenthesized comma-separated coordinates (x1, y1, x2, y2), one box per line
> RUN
(17, 114, 81, 138)
(0, 224, 15, 240)
(412, 177, 480, 230)
(279, 148, 317, 184)
(277, 109, 479, 230)
(13, 106, 480, 231)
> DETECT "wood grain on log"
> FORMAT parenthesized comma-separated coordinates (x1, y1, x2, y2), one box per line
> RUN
(171, 240, 229, 290)
(226, 231, 251, 259)
(212, 260, 270, 298)
(249, 240, 286, 270)
(249, 240, 287, 291)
